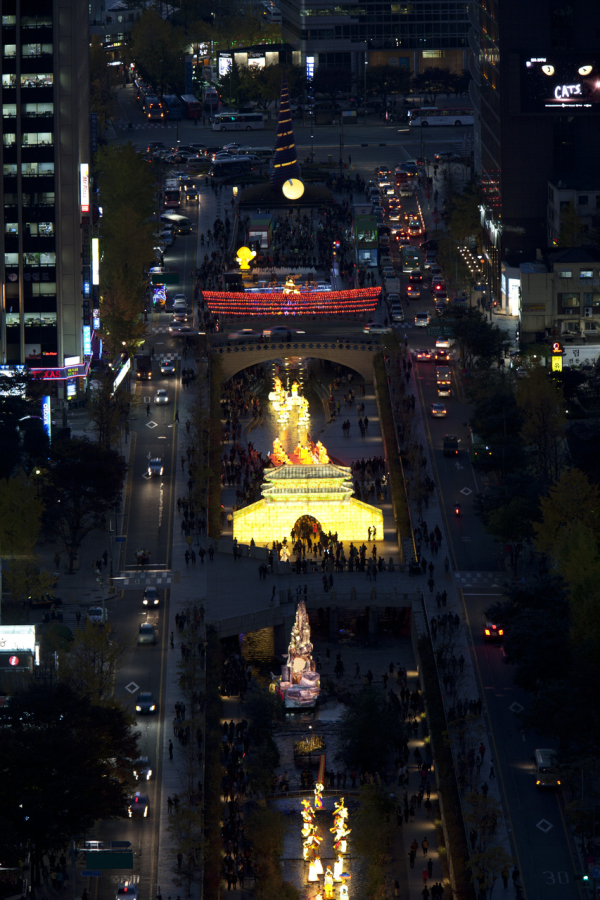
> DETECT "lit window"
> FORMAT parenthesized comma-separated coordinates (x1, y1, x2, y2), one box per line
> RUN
(580, 270, 594, 280)
(3, 105, 17, 118)
(5, 223, 19, 235)
(4, 45, 17, 57)
(2, 74, 17, 87)
(5, 253, 19, 267)
(3, 134, 16, 147)
(557, 270, 572, 278)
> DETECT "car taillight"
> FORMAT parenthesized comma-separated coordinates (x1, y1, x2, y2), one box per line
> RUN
(484, 629, 491, 636)
(499, 629, 504, 636)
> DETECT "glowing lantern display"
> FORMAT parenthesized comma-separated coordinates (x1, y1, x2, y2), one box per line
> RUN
(282, 178, 305, 200)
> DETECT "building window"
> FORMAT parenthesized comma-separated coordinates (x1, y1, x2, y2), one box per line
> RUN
(557, 270, 572, 278)
(20, 15, 53, 28)
(580, 270, 594, 280)
(40, 252, 56, 266)
(578, 196, 589, 206)
(3, 134, 16, 148)
(558, 292, 580, 312)
(4, 253, 19, 267)
(21, 73, 53, 88)
(583, 293, 600, 306)
(22, 132, 53, 147)
(21, 162, 55, 176)
(3, 105, 17, 118)
(4, 44, 17, 57)
(422, 50, 443, 57)
(3, 164, 18, 175)
(4, 193, 18, 206)
(5, 223, 19, 235)
(22, 43, 53, 57)
(27, 222, 54, 237)
(2, 74, 17, 87)
(106, 15, 112, 22)
(2, 15, 17, 25)
(23, 102, 54, 116)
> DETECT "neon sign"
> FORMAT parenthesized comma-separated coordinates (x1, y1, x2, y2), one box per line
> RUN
(80, 163, 90, 213)
(554, 83, 582, 99)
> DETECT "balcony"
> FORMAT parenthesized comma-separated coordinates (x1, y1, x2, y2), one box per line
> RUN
(468, 0, 480, 29)
(468, 25, 480, 57)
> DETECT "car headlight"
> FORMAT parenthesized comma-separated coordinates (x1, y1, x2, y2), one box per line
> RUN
(136, 705, 141, 712)
(154, 599, 159, 605)
(144, 807, 148, 817)
(133, 770, 138, 778)
(150, 705, 156, 711)
(147, 770, 152, 780)
(143, 599, 148, 605)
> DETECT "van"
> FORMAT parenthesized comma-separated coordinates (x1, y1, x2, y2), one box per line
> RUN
(443, 435, 459, 456)
(534, 749, 560, 789)
(159, 213, 192, 234)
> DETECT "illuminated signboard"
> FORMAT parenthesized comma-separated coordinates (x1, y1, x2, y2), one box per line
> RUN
(355, 216, 379, 248)
(0, 626, 37, 653)
(29, 360, 91, 381)
(522, 55, 600, 112)
(204, 287, 381, 317)
(80, 163, 90, 213)
(66, 379, 77, 398)
(93, 309, 101, 329)
(92, 238, 100, 285)
(42, 395, 51, 440)
(219, 55, 232, 77)
(306, 57, 315, 80)
(112, 357, 131, 394)
(83, 325, 92, 356)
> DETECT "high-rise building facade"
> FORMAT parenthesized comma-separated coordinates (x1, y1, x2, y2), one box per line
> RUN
(280, 0, 470, 80)
(471, 0, 600, 309)
(1, 0, 90, 376)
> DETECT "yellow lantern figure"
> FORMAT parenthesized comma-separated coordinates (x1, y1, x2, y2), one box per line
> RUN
(236, 246, 256, 270)
(282, 178, 305, 200)
(323, 868, 334, 899)
(314, 782, 324, 810)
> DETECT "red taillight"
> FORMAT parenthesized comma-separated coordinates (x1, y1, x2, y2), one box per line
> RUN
(484, 629, 491, 636)
(499, 629, 504, 636)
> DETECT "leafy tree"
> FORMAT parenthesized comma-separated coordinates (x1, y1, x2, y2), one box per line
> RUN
(88, 373, 132, 449)
(4, 557, 55, 606)
(468, 846, 514, 898)
(130, 10, 188, 97)
(452, 308, 508, 369)
(336, 688, 407, 773)
(218, 59, 250, 108)
(167, 805, 204, 896)
(515, 365, 566, 486)
(412, 67, 452, 103)
(243, 64, 284, 111)
(59, 620, 132, 705)
(246, 806, 299, 900)
(447, 183, 482, 246)
(90, 35, 120, 125)
(313, 67, 353, 108)
(286, 65, 308, 103)
(42, 438, 127, 572)
(535, 468, 600, 557)
(352, 782, 396, 899)
(0, 681, 138, 891)
(557, 200, 584, 248)
(366, 65, 410, 107)
(0, 475, 44, 554)
(449, 69, 471, 97)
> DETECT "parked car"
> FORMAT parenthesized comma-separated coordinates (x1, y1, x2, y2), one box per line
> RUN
(88, 606, 108, 625)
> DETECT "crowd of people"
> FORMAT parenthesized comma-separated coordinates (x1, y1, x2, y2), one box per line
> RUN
(220, 648, 251, 698)
(219, 716, 253, 892)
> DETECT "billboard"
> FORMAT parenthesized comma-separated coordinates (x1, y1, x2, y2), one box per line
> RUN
(354, 216, 379, 248)
(522, 54, 600, 112)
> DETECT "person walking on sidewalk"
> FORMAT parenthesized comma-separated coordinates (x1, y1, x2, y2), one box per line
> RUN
(422, 868, 429, 885)
(408, 849, 416, 869)
(422, 836, 429, 856)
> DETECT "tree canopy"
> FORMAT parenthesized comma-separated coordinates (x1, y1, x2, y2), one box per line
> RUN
(335, 688, 407, 773)
(366, 65, 411, 105)
(130, 10, 188, 98)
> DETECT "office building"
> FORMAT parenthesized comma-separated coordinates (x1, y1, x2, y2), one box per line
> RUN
(1, 0, 90, 389)
(280, 0, 470, 81)
(471, 0, 600, 310)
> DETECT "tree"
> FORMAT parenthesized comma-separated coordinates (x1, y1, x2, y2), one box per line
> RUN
(43, 438, 127, 572)
(218, 59, 250, 108)
(449, 69, 471, 97)
(0, 681, 138, 891)
(0, 475, 44, 554)
(59, 620, 132, 705)
(412, 67, 452, 103)
(242, 64, 283, 111)
(447, 183, 482, 246)
(515, 365, 566, 486)
(88, 373, 132, 449)
(352, 782, 396, 899)
(336, 688, 407, 773)
(4, 557, 55, 606)
(452, 308, 508, 369)
(130, 10, 188, 98)
(246, 806, 299, 900)
(312, 67, 353, 108)
(468, 846, 514, 898)
(535, 467, 600, 557)
(90, 35, 120, 125)
(366, 65, 410, 107)
(557, 200, 584, 248)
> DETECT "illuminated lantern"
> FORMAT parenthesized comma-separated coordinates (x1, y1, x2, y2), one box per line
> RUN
(282, 178, 305, 200)
(236, 246, 256, 270)
(314, 857, 324, 876)
(308, 862, 319, 882)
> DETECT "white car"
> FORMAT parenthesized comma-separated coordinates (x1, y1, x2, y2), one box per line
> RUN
(223, 142, 242, 152)
(160, 360, 176, 375)
(262, 326, 305, 337)
(88, 606, 108, 625)
(381, 267, 396, 280)
(430, 402, 447, 418)
(148, 458, 164, 477)
(436, 337, 455, 349)
(415, 311, 430, 327)
(154, 390, 169, 405)
(363, 322, 392, 335)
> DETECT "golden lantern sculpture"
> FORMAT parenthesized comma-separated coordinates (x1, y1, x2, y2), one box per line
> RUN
(236, 246, 256, 270)
(282, 178, 305, 200)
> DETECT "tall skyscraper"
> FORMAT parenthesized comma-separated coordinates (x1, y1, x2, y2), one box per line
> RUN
(1, 0, 90, 390)
(471, 0, 600, 309)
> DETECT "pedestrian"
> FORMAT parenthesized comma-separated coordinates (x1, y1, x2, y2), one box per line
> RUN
(427, 576, 435, 593)
(489, 762, 495, 779)
(167, 795, 173, 814)
(427, 858, 433, 879)
(146, 403, 150, 416)
(422, 836, 429, 856)
(501, 867, 509, 889)
(422, 868, 429, 885)
(169, 740, 174, 760)
(409, 849, 416, 869)
(422, 888, 430, 900)
(75, 609, 81, 626)
(170, 631, 174, 649)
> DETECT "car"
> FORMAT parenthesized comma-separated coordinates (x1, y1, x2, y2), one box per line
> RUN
(154, 390, 169, 405)
(434, 300, 447, 314)
(406, 284, 421, 299)
(148, 458, 164, 477)
(143, 586, 159, 607)
(435, 151, 461, 162)
(133, 757, 153, 781)
(383, 184, 395, 196)
(415, 311, 430, 327)
(223, 142, 242, 151)
(172, 294, 187, 306)
(262, 326, 305, 337)
(172, 309, 188, 323)
(171, 325, 195, 335)
(409, 269, 423, 283)
(484, 621, 504, 642)
(443, 434, 459, 456)
(160, 359, 176, 375)
(28, 592, 63, 609)
(136, 692, 157, 714)
(382, 267, 396, 280)
(147, 141, 166, 154)
(430, 402, 447, 418)
(432, 275, 445, 288)
(391, 304, 404, 322)
(423, 255, 437, 270)
(399, 186, 414, 197)
(374, 165, 391, 175)
(434, 349, 450, 362)
(116, 883, 139, 900)
(436, 336, 455, 349)
(415, 348, 433, 361)
(429, 265, 443, 279)
(389, 208, 402, 221)
(183, 186, 199, 201)
(128, 791, 149, 818)
(435, 290, 449, 302)
(372, 205, 385, 214)
(160, 229, 174, 246)
(395, 232, 411, 245)
(88, 606, 108, 625)
(380, 254, 393, 267)
(137, 623, 157, 645)
(228, 329, 261, 340)
(363, 322, 392, 335)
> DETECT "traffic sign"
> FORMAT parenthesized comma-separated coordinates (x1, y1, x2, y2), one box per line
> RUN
(85, 851, 133, 870)
(81, 872, 102, 878)
(114, 536, 127, 543)
(151, 273, 179, 285)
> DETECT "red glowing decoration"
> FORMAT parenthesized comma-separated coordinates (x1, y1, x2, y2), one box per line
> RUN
(204, 287, 381, 317)
(8, 656, 19, 667)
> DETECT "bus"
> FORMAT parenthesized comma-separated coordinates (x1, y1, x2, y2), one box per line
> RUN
(163, 94, 182, 120)
(159, 212, 192, 234)
(164, 179, 181, 208)
(209, 157, 254, 181)
(409, 107, 474, 127)
(180, 94, 202, 119)
(262, 2, 282, 23)
(144, 95, 165, 121)
(212, 112, 264, 132)
(469, 428, 494, 466)
(401, 245, 420, 273)
(204, 86, 219, 112)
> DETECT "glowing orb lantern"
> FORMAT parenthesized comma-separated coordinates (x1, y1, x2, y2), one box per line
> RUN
(282, 178, 305, 200)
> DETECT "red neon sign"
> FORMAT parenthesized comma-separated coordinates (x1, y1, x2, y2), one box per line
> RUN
(204, 287, 381, 317)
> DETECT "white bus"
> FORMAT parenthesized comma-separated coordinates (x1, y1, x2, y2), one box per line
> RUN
(159, 212, 192, 234)
(212, 112, 265, 132)
(164, 179, 181, 208)
(409, 107, 474, 127)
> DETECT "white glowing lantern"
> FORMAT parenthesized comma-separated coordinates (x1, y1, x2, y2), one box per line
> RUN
(282, 178, 305, 200)
(314, 858, 324, 875)
(333, 857, 343, 880)
(308, 862, 319, 882)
